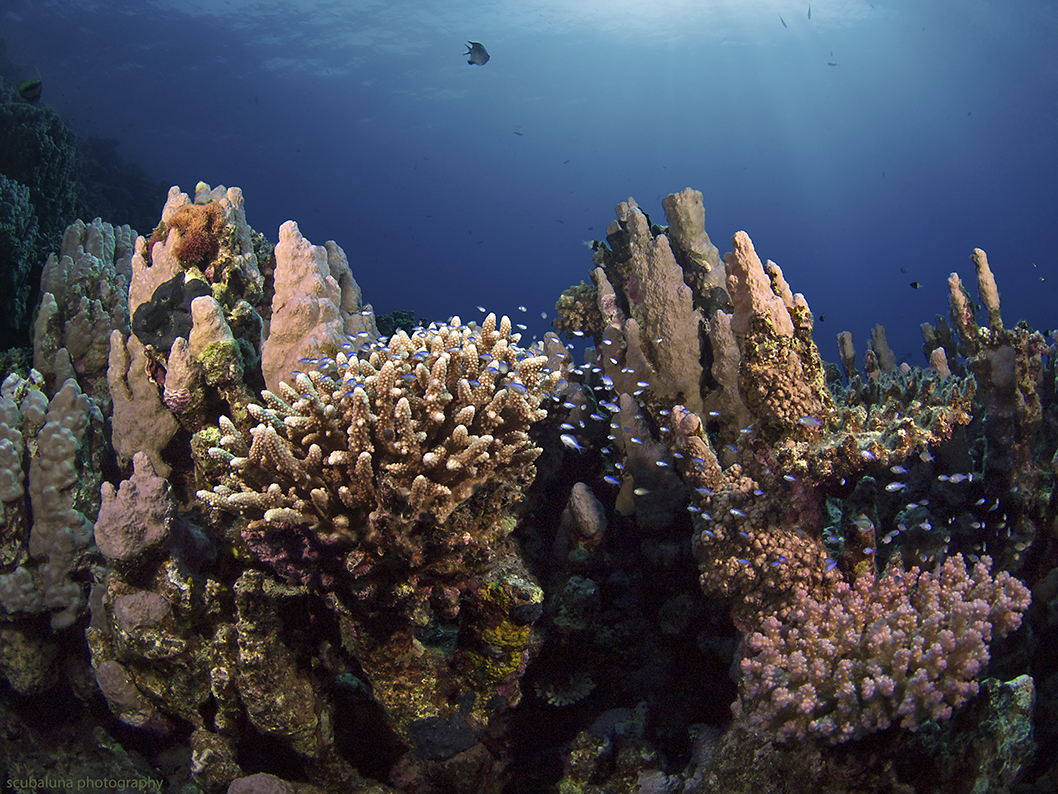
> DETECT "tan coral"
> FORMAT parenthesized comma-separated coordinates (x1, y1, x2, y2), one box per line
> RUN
(198, 314, 560, 531)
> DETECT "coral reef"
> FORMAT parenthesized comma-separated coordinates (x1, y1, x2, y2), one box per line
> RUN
(197, 313, 559, 745)
(0, 182, 1052, 794)
(0, 174, 39, 349)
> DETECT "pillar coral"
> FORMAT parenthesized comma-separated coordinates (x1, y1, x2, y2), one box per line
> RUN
(33, 217, 135, 405)
(724, 230, 833, 439)
(661, 187, 726, 291)
(0, 376, 103, 630)
(612, 198, 705, 414)
(260, 220, 376, 395)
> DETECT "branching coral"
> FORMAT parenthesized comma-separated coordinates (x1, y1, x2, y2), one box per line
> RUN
(196, 312, 560, 750)
(734, 554, 1030, 743)
(199, 312, 557, 532)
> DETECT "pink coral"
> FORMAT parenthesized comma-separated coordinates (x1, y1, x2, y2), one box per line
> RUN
(733, 554, 1030, 743)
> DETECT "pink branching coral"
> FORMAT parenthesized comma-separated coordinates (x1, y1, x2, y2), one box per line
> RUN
(733, 554, 1030, 743)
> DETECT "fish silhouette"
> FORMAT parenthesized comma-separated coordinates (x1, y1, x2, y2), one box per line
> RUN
(465, 41, 490, 66)
(18, 77, 41, 102)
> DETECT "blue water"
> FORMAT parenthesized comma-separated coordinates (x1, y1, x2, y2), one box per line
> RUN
(4, 0, 1056, 362)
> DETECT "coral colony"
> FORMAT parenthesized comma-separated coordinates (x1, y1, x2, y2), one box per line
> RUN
(0, 181, 1051, 792)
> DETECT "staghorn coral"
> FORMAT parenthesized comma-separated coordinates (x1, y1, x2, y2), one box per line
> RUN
(196, 312, 559, 748)
(734, 554, 1030, 743)
(198, 312, 557, 529)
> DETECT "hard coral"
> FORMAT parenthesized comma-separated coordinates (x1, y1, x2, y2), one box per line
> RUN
(199, 311, 557, 532)
(734, 554, 1030, 743)
(167, 201, 225, 267)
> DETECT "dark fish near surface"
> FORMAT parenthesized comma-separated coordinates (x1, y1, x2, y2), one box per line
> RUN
(910, 281, 922, 289)
(780, 15, 787, 27)
(18, 78, 41, 102)
(808, 4, 812, 19)
(465, 41, 490, 66)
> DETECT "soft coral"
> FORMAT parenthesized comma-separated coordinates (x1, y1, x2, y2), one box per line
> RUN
(166, 201, 225, 267)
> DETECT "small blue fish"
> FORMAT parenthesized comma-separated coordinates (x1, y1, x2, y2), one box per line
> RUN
(797, 416, 822, 429)
(890, 465, 909, 474)
(885, 482, 907, 492)
(603, 475, 621, 486)
(730, 508, 747, 518)
(560, 434, 585, 452)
